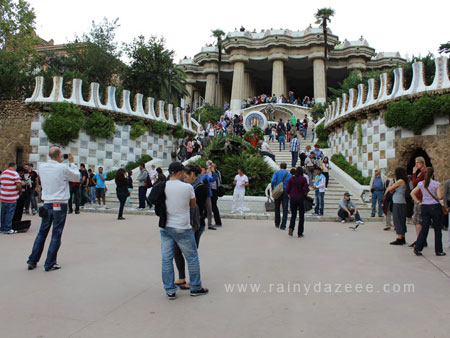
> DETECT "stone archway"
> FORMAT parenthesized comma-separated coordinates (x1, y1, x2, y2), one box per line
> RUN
(406, 148, 433, 175)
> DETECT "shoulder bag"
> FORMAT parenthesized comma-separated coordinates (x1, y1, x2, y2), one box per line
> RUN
(424, 185, 449, 215)
(272, 172, 288, 200)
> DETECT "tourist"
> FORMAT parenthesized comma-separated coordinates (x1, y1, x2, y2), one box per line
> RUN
(200, 167, 216, 230)
(79, 164, 90, 207)
(369, 168, 385, 217)
(0, 162, 21, 234)
(159, 162, 208, 299)
(383, 174, 394, 231)
(231, 167, 250, 214)
(277, 119, 286, 151)
(286, 121, 291, 142)
(137, 163, 148, 210)
(300, 144, 312, 167)
(197, 126, 205, 143)
(411, 167, 446, 256)
(87, 169, 96, 204)
(286, 167, 309, 237)
(444, 179, 450, 247)
(264, 125, 271, 142)
(260, 140, 275, 162)
(410, 157, 426, 248)
(270, 125, 276, 142)
(338, 192, 364, 226)
(271, 163, 292, 230)
(94, 167, 107, 208)
(149, 165, 158, 185)
(68, 173, 80, 214)
(180, 136, 188, 161)
(310, 120, 316, 142)
(302, 116, 308, 140)
(313, 144, 323, 159)
(305, 152, 316, 186)
(313, 167, 326, 216)
(27, 148, 80, 271)
(321, 157, 331, 188)
(126, 170, 133, 206)
(271, 94, 277, 103)
(155, 167, 166, 184)
(23, 163, 38, 215)
(385, 167, 408, 245)
(115, 169, 128, 220)
(171, 139, 179, 162)
(289, 134, 300, 168)
(173, 164, 209, 289)
(207, 161, 222, 227)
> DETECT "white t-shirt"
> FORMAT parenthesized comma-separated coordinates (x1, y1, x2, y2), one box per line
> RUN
(165, 180, 195, 229)
(150, 169, 158, 181)
(261, 142, 270, 152)
(234, 174, 249, 192)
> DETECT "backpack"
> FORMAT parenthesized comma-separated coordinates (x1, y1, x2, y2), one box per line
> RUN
(148, 181, 167, 228)
(145, 171, 152, 188)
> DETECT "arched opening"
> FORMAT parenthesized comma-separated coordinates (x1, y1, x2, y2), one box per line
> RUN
(15, 147, 24, 166)
(406, 148, 432, 174)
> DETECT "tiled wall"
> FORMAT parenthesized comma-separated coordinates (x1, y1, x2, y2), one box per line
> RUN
(28, 114, 175, 172)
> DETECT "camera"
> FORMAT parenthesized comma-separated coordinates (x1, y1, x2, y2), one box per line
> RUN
(63, 154, 69, 160)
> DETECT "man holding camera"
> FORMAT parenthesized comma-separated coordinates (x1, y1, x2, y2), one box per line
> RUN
(27, 147, 80, 271)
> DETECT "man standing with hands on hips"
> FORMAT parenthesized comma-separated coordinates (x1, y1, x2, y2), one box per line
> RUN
(27, 147, 80, 271)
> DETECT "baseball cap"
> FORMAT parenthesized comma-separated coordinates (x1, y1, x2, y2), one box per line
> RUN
(344, 192, 352, 197)
(168, 162, 185, 175)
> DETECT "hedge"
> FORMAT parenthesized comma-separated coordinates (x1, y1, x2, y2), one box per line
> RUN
(331, 153, 371, 185)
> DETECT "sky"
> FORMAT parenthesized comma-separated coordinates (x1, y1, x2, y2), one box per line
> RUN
(28, 0, 449, 62)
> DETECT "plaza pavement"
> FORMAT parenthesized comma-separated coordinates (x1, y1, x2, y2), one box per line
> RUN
(0, 213, 449, 338)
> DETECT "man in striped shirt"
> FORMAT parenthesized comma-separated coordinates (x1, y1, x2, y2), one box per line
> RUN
(0, 162, 22, 234)
(289, 134, 300, 168)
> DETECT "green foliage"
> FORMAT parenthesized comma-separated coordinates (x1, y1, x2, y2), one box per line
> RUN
(193, 103, 224, 125)
(172, 123, 185, 138)
(129, 122, 147, 140)
(42, 102, 85, 146)
(385, 94, 448, 134)
(439, 41, 450, 54)
(311, 104, 325, 120)
(0, 0, 36, 48)
(357, 123, 363, 154)
(331, 153, 371, 185)
(315, 123, 329, 144)
(85, 111, 116, 139)
(243, 126, 263, 140)
(106, 170, 117, 181)
(124, 154, 153, 172)
(344, 120, 356, 135)
(150, 120, 169, 135)
(317, 140, 329, 149)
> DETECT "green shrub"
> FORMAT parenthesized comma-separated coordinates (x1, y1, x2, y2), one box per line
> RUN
(315, 123, 328, 144)
(344, 120, 356, 135)
(331, 153, 371, 185)
(172, 123, 185, 138)
(357, 123, 363, 154)
(106, 170, 118, 181)
(130, 122, 147, 140)
(317, 140, 329, 149)
(85, 111, 116, 139)
(311, 104, 325, 120)
(151, 120, 169, 134)
(124, 154, 153, 172)
(192, 103, 224, 125)
(42, 102, 85, 146)
(243, 126, 264, 140)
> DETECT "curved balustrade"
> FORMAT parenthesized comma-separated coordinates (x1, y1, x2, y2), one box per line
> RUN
(25, 76, 198, 133)
(324, 56, 450, 127)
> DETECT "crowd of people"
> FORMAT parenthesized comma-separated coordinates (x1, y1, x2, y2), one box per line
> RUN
(241, 91, 316, 109)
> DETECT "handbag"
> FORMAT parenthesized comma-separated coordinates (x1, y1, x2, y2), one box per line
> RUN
(272, 172, 288, 200)
(265, 197, 275, 212)
(424, 185, 449, 215)
(304, 195, 314, 212)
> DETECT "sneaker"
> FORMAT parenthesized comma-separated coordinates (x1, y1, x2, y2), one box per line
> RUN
(356, 220, 364, 225)
(190, 288, 209, 297)
(27, 263, 37, 270)
(288, 229, 293, 236)
(32, 210, 37, 215)
(341, 220, 346, 223)
(167, 292, 176, 300)
(2, 229, 17, 234)
(370, 214, 375, 217)
(45, 263, 61, 271)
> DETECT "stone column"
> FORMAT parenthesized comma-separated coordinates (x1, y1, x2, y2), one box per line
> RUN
(313, 58, 327, 104)
(193, 90, 200, 109)
(271, 60, 285, 98)
(230, 59, 246, 113)
(205, 73, 217, 104)
(216, 82, 224, 108)
(243, 72, 252, 100)
(184, 83, 194, 107)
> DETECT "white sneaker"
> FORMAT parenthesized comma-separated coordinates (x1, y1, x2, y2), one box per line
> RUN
(2, 229, 17, 234)
(356, 220, 364, 225)
(341, 220, 346, 223)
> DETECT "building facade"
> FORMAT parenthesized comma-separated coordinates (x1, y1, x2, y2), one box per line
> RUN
(179, 27, 404, 113)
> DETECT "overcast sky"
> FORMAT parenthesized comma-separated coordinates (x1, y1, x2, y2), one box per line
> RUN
(28, 0, 448, 61)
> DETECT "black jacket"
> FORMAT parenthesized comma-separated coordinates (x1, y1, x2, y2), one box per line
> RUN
(148, 181, 167, 228)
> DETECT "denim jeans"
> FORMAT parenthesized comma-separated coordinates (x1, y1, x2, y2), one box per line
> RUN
(160, 227, 202, 294)
(291, 151, 298, 167)
(416, 204, 443, 253)
(138, 186, 147, 209)
(68, 185, 80, 212)
(289, 196, 305, 235)
(303, 129, 307, 140)
(117, 192, 128, 218)
(174, 226, 205, 280)
(371, 190, 384, 216)
(28, 203, 68, 270)
(278, 136, 285, 151)
(274, 191, 289, 229)
(24, 190, 38, 212)
(1, 202, 17, 232)
(338, 208, 361, 221)
(89, 186, 96, 203)
(314, 190, 325, 215)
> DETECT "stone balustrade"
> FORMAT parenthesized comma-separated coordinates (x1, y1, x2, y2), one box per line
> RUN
(25, 76, 198, 133)
(324, 56, 450, 127)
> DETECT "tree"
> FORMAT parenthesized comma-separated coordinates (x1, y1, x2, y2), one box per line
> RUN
(314, 7, 335, 60)
(0, 0, 36, 49)
(211, 29, 225, 106)
(438, 41, 450, 54)
(123, 35, 188, 105)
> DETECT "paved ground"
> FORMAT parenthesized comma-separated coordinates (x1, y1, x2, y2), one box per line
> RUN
(1, 213, 449, 338)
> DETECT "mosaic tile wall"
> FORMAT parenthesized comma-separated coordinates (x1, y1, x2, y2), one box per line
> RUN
(328, 114, 446, 177)
(28, 114, 175, 172)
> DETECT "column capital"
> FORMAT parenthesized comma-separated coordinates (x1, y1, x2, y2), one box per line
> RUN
(268, 53, 288, 62)
(229, 55, 249, 63)
(308, 52, 326, 61)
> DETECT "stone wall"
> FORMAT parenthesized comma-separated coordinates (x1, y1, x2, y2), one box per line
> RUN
(0, 100, 38, 170)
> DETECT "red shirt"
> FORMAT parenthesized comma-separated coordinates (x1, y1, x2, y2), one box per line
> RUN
(0, 169, 21, 203)
(412, 169, 425, 201)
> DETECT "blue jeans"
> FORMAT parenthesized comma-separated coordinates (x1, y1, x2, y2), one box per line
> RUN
(371, 190, 384, 216)
(0, 202, 16, 232)
(291, 151, 298, 167)
(138, 186, 147, 208)
(278, 136, 285, 151)
(274, 191, 289, 229)
(303, 129, 307, 140)
(160, 227, 202, 294)
(89, 186, 96, 202)
(28, 203, 68, 270)
(416, 204, 443, 253)
(314, 190, 325, 215)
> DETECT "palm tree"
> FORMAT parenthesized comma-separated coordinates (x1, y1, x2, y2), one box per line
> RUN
(314, 8, 335, 60)
(211, 29, 225, 106)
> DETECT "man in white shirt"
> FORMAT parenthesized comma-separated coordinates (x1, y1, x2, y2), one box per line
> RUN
(149, 165, 158, 184)
(27, 146, 80, 271)
(260, 140, 275, 162)
(225, 108, 234, 120)
(231, 167, 250, 214)
(160, 162, 208, 299)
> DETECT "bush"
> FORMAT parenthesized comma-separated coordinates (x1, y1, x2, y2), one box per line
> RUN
(331, 153, 371, 185)
(243, 126, 264, 140)
(106, 170, 118, 181)
(130, 122, 147, 140)
(42, 102, 85, 146)
(317, 140, 329, 149)
(151, 120, 169, 134)
(193, 103, 224, 125)
(172, 123, 185, 138)
(310, 104, 325, 120)
(85, 111, 116, 139)
(344, 120, 356, 135)
(315, 123, 328, 144)
(124, 154, 153, 172)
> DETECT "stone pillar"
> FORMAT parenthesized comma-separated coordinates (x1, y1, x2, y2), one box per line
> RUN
(216, 82, 224, 108)
(313, 58, 327, 104)
(184, 83, 194, 107)
(205, 73, 216, 105)
(271, 60, 285, 98)
(193, 90, 200, 109)
(230, 60, 246, 113)
(243, 72, 252, 100)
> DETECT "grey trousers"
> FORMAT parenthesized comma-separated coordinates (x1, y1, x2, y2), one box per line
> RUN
(392, 203, 407, 235)
(205, 196, 212, 227)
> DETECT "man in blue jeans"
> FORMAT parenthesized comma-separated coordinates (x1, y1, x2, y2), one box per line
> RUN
(313, 167, 326, 216)
(271, 163, 292, 230)
(277, 119, 286, 151)
(27, 147, 80, 271)
(0, 162, 22, 234)
(370, 168, 384, 217)
(159, 162, 208, 300)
